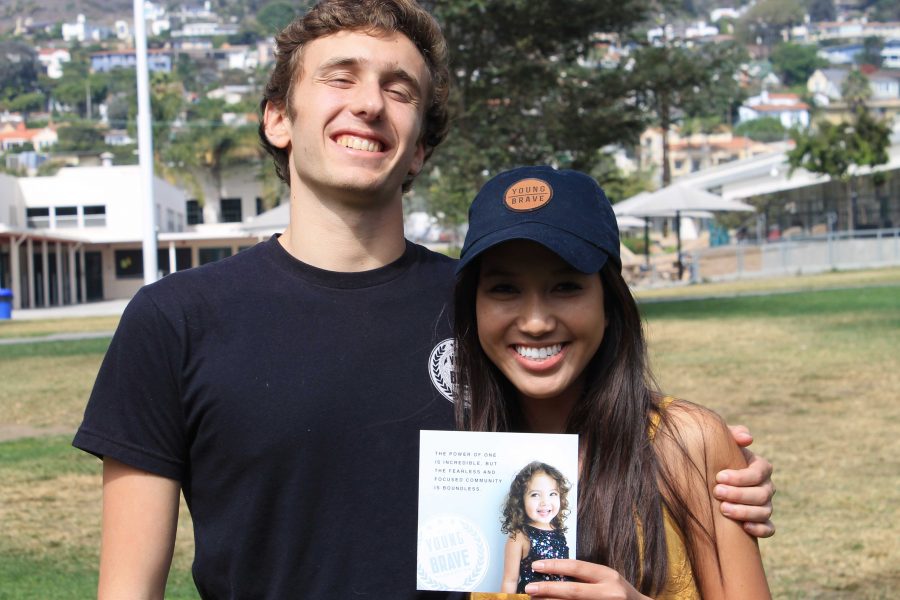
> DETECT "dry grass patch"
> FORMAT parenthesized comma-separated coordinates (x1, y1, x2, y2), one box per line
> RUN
(1, 471, 102, 560)
(0, 437, 197, 597)
(1, 280, 897, 597)
(0, 316, 120, 339)
(646, 288, 900, 598)
(0, 353, 104, 428)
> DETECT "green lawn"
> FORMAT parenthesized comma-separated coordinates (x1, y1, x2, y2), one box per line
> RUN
(1, 270, 898, 598)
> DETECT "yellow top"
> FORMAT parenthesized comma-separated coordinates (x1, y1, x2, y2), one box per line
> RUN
(651, 397, 700, 600)
(471, 398, 700, 600)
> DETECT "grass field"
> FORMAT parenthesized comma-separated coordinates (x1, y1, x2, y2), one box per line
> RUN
(1, 268, 898, 598)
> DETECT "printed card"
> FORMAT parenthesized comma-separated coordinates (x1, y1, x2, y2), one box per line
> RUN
(417, 430, 578, 593)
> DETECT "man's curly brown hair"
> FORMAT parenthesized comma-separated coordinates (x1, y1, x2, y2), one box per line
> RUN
(500, 461, 571, 537)
(258, 0, 450, 193)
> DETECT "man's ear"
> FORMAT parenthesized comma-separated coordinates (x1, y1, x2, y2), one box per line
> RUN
(263, 101, 292, 149)
(408, 141, 426, 178)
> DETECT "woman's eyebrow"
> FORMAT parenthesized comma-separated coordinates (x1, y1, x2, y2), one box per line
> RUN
(479, 266, 518, 278)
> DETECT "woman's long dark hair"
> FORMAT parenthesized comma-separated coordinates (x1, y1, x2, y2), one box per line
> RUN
(453, 258, 717, 596)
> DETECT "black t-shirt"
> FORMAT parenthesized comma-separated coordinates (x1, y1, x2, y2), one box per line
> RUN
(74, 236, 462, 599)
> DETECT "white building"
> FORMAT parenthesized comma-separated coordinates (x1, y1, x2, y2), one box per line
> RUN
(1, 165, 188, 307)
(808, 68, 900, 103)
(115, 20, 130, 40)
(813, 20, 900, 42)
(807, 68, 848, 101)
(206, 85, 255, 105)
(710, 8, 742, 22)
(870, 71, 900, 100)
(37, 48, 71, 79)
(61, 14, 109, 43)
(0, 161, 293, 310)
(0, 122, 58, 152)
(884, 42, 900, 69)
(173, 22, 240, 37)
(738, 91, 810, 129)
(684, 21, 719, 39)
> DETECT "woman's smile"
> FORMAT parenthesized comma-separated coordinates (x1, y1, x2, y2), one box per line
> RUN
(476, 240, 607, 409)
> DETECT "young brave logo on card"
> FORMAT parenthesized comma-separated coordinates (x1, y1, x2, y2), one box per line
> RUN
(417, 430, 578, 593)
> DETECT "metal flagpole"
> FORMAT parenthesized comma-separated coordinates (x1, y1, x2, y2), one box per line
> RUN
(134, 0, 158, 285)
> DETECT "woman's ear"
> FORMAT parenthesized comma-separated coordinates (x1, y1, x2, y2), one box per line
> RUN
(262, 101, 292, 149)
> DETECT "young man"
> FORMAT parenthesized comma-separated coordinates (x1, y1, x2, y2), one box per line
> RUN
(74, 1, 773, 598)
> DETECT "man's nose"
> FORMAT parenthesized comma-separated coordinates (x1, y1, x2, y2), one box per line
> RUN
(350, 80, 385, 121)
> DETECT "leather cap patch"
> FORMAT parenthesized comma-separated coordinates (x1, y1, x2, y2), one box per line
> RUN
(504, 178, 552, 212)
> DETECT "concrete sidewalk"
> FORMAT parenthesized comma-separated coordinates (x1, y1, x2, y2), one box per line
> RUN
(5, 299, 129, 321)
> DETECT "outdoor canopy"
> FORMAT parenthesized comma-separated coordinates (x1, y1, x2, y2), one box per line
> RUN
(614, 183, 756, 277)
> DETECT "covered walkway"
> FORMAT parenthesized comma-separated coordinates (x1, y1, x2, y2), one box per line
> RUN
(0, 226, 89, 311)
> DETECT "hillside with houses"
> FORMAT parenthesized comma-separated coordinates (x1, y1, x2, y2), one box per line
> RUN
(1, 0, 899, 308)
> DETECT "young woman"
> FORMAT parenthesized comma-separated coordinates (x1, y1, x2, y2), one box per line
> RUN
(453, 166, 771, 599)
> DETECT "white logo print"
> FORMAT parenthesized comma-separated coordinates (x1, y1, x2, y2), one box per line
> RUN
(417, 514, 489, 590)
(429, 338, 455, 402)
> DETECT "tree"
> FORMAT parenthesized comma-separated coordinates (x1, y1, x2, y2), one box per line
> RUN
(769, 42, 827, 87)
(159, 95, 263, 208)
(736, 0, 805, 46)
(630, 41, 747, 185)
(856, 37, 883, 68)
(841, 68, 871, 111)
(807, 0, 835, 23)
(735, 117, 787, 142)
(787, 77, 890, 230)
(45, 46, 112, 118)
(5, 91, 46, 114)
(420, 0, 657, 228)
(590, 153, 655, 205)
(56, 121, 106, 152)
(867, 0, 900, 22)
(0, 41, 41, 103)
(256, 2, 299, 33)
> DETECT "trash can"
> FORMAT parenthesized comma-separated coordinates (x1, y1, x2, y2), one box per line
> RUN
(0, 289, 12, 320)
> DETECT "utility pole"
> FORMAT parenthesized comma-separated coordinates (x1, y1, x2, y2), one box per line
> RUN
(133, 0, 158, 285)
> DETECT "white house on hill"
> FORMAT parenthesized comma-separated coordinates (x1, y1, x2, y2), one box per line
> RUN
(738, 90, 810, 129)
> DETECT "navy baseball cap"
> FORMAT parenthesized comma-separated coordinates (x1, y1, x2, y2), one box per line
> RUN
(457, 166, 621, 274)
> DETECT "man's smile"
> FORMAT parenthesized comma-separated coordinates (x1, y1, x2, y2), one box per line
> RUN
(334, 134, 384, 153)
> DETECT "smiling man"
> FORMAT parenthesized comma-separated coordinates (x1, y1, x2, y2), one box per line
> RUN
(73, 1, 774, 598)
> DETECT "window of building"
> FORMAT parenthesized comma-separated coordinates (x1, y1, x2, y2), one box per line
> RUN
(83, 205, 106, 227)
(220, 197, 242, 223)
(157, 248, 193, 275)
(26, 207, 50, 229)
(187, 199, 204, 225)
(198, 247, 232, 265)
(114, 249, 143, 279)
(55, 206, 78, 228)
(256, 196, 265, 215)
(166, 208, 176, 232)
(691, 159, 702, 172)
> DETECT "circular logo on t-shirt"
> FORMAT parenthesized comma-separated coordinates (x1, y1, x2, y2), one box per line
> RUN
(429, 338, 455, 402)
(417, 514, 490, 591)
